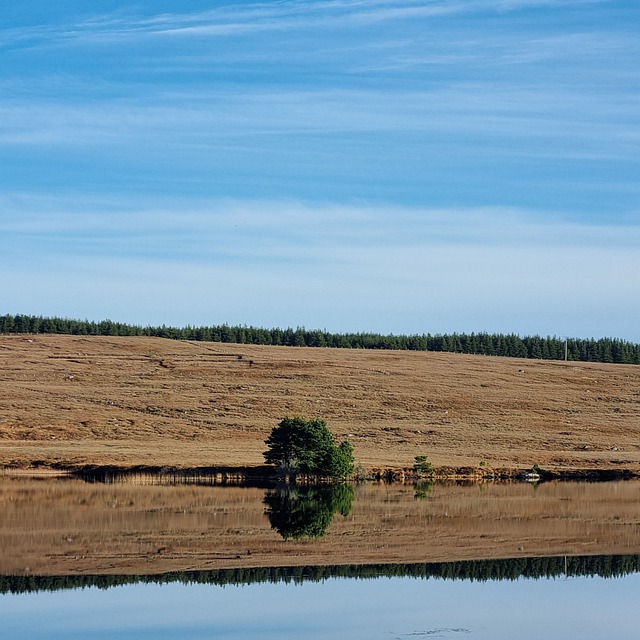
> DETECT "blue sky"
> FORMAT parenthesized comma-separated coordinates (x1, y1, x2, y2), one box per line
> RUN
(1, 1, 639, 340)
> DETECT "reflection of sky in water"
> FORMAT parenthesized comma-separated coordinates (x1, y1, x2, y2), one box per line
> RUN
(2, 574, 639, 640)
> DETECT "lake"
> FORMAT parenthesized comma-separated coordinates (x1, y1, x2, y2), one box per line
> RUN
(2, 569, 640, 640)
(1, 474, 640, 638)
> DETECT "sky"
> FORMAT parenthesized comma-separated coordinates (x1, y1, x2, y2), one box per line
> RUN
(1, 0, 639, 341)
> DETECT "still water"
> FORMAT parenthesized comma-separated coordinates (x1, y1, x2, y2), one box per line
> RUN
(2, 571, 640, 639)
(1, 475, 640, 638)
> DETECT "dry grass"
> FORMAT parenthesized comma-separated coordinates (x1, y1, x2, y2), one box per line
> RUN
(1, 334, 640, 473)
(0, 335, 640, 470)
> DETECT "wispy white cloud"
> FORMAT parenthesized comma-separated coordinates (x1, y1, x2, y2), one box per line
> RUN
(353, 31, 640, 72)
(1, 83, 637, 163)
(491, 0, 607, 9)
(0, 0, 615, 49)
(1, 196, 638, 338)
(2, 193, 638, 253)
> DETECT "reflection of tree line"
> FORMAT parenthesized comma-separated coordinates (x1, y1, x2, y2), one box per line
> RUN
(3, 554, 640, 594)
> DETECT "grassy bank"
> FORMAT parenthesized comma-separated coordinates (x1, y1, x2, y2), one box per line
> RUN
(1, 334, 639, 475)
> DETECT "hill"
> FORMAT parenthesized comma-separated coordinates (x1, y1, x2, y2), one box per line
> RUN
(1, 334, 639, 474)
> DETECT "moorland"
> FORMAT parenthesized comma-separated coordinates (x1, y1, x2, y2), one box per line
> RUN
(1, 334, 639, 476)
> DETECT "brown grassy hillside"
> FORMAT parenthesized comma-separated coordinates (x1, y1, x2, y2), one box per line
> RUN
(1, 334, 639, 473)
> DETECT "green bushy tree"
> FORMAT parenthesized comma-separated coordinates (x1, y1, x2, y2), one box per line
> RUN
(263, 417, 354, 479)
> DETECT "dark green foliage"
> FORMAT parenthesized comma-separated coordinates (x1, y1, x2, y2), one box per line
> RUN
(329, 441, 355, 479)
(264, 483, 355, 539)
(413, 455, 433, 476)
(263, 417, 354, 479)
(1, 313, 639, 365)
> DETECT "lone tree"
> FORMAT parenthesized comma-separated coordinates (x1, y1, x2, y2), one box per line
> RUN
(263, 417, 354, 479)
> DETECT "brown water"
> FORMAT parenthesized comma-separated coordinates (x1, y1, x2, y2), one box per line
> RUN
(2, 475, 639, 575)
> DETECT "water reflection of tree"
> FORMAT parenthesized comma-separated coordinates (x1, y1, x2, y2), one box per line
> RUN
(414, 480, 434, 499)
(264, 484, 355, 540)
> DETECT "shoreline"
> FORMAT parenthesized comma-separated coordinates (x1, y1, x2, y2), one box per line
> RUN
(2, 462, 639, 483)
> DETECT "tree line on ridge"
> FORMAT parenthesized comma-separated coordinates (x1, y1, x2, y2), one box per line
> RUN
(1, 313, 639, 365)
